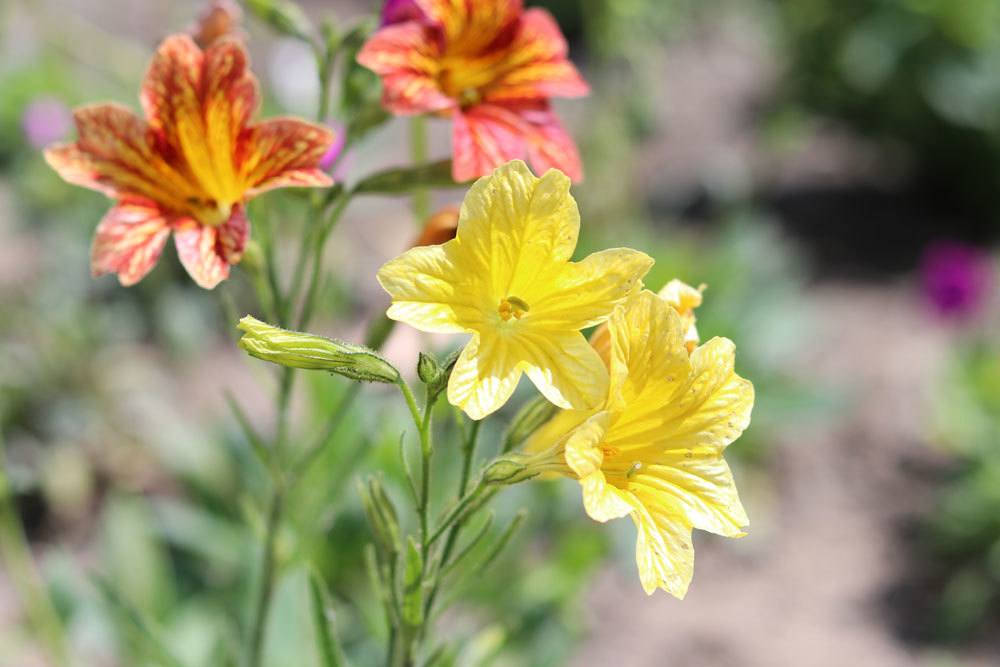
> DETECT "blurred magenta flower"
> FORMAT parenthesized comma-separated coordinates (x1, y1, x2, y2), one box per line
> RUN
(380, 0, 423, 26)
(22, 98, 72, 149)
(921, 241, 995, 320)
(319, 123, 346, 172)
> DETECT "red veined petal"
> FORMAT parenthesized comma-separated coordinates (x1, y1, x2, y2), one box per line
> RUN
(414, 0, 522, 51)
(518, 103, 583, 182)
(484, 9, 589, 102)
(357, 22, 454, 115)
(44, 104, 195, 210)
(90, 199, 172, 286)
(172, 207, 249, 289)
(451, 104, 527, 182)
(141, 34, 204, 153)
(241, 118, 336, 196)
(141, 34, 258, 205)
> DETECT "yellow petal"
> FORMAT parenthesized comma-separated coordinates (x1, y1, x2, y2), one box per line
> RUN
(631, 457, 748, 537)
(581, 472, 634, 523)
(658, 278, 704, 351)
(447, 332, 523, 420)
(607, 290, 690, 411)
(563, 412, 609, 478)
(377, 243, 484, 334)
(631, 501, 696, 598)
(563, 412, 635, 523)
(519, 330, 608, 411)
(522, 405, 592, 453)
(529, 248, 653, 330)
(451, 160, 579, 300)
(656, 337, 754, 451)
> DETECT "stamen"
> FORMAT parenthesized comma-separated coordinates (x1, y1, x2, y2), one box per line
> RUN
(498, 296, 530, 321)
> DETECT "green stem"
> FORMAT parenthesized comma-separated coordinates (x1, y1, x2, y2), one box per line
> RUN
(422, 419, 479, 620)
(409, 116, 430, 223)
(247, 484, 284, 667)
(0, 433, 69, 667)
(297, 192, 353, 330)
(425, 480, 487, 549)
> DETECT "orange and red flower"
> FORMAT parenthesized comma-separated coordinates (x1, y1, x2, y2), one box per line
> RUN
(358, 0, 589, 183)
(45, 35, 336, 289)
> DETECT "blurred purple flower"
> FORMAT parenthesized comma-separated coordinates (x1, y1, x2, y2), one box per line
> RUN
(921, 241, 995, 320)
(319, 123, 347, 174)
(22, 98, 72, 150)
(381, 0, 424, 26)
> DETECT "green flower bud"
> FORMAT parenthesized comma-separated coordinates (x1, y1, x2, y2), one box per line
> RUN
(359, 477, 401, 562)
(482, 457, 532, 485)
(237, 316, 399, 384)
(416, 349, 461, 401)
(402, 537, 424, 627)
(502, 396, 559, 453)
(417, 352, 443, 386)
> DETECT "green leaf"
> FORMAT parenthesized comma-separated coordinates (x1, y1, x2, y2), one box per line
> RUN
(479, 510, 528, 570)
(308, 568, 349, 667)
(352, 160, 462, 195)
(245, 0, 314, 42)
(91, 575, 187, 667)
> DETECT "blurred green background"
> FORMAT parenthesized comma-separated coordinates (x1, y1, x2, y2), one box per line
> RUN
(2, 0, 1000, 665)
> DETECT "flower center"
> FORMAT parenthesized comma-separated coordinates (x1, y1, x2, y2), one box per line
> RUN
(498, 296, 530, 321)
(186, 196, 233, 227)
(458, 87, 482, 108)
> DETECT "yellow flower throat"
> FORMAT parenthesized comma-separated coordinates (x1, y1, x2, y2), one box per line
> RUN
(498, 296, 530, 321)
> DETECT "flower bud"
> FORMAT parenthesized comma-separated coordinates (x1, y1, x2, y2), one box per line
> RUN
(482, 457, 532, 485)
(359, 477, 401, 562)
(402, 537, 424, 627)
(502, 396, 558, 453)
(417, 351, 443, 386)
(191, 0, 243, 48)
(416, 349, 460, 401)
(237, 316, 400, 383)
(412, 205, 459, 248)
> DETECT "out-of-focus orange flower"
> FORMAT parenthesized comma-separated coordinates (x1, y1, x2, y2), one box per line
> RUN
(358, 0, 589, 183)
(412, 204, 459, 247)
(45, 35, 336, 289)
(191, 0, 243, 48)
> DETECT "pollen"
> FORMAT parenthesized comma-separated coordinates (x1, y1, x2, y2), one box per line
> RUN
(498, 296, 530, 321)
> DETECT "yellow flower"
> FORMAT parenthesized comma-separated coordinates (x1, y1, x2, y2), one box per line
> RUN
(524, 289, 752, 597)
(590, 278, 704, 364)
(377, 160, 653, 419)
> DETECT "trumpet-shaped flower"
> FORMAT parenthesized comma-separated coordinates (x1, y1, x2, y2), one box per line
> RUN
(358, 0, 589, 183)
(524, 290, 752, 597)
(377, 160, 653, 420)
(45, 35, 336, 289)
